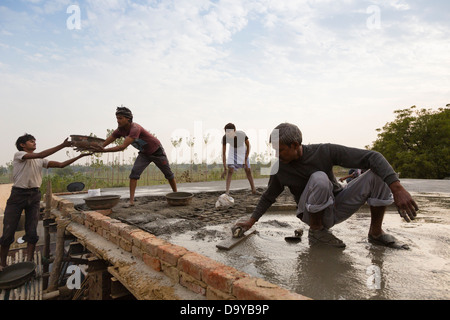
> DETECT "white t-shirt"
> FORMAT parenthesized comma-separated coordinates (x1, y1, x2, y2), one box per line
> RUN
(222, 131, 248, 165)
(12, 151, 49, 188)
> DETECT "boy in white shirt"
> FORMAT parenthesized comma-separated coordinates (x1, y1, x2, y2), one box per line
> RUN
(0, 134, 90, 270)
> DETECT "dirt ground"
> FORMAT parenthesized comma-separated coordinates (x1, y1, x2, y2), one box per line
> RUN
(76, 187, 296, 239)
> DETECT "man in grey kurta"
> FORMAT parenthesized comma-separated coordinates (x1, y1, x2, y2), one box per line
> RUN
(235, 123, 418, 249)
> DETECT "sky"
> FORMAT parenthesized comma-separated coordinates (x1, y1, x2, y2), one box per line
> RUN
(1, 0, 449, 167)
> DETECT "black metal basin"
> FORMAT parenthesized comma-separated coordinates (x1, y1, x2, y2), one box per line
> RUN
(165, 192, 194, 206)
(0, 261, 36, 290)
(84, 195, 121, 210)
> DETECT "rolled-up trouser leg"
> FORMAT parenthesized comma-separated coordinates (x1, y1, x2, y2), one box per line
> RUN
(296, 170, 394, 229)
(296, 171, 335, 229)
(333, 170, 393, 225)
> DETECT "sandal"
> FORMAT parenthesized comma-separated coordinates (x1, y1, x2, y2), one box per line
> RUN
(368, 233, 409, 250)
(308, 228, 346, 248)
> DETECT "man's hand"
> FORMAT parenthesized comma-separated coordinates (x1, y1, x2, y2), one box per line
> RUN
(80, 152, 94, 157)
(232, 217, 257, 236)
(390, 181, 419, 222)
(62, 138, 72, 148)
(221, 169, 227, 179)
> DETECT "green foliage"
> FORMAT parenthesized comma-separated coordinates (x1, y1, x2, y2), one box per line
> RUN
(40, 172, 116, 195)
(371, 105, 450, 179)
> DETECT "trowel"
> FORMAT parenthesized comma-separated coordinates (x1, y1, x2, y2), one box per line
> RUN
(216, 227, 257, 251)
(284, 228, 303, 243)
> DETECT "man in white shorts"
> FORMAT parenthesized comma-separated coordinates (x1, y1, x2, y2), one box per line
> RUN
(221, 123, 257, 195)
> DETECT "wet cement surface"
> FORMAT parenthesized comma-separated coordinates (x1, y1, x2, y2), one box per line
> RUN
(164, 196, 449, 300)
(73, 188, 450, 300)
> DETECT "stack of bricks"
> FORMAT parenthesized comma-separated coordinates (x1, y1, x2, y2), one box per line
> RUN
(51, 194, 310, 300)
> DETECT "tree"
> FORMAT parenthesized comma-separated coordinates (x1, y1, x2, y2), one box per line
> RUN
(171, 137, 183, 165)
(203, 134, 210, 180)
(371, 105, 450, 179)
(185, 136, 195, 176)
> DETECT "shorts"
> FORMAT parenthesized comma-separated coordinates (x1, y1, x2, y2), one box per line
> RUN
(0, 187, 41, 246)
(296, 170, 394, 229)
(227, 153, 250, 170)
(129, 146, 175, 180)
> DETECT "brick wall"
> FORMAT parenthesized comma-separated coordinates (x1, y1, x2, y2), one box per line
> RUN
(51, 194, 310, 300)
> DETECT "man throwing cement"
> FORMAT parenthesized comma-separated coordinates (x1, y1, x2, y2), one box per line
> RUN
(221, 123, 257, 195)
(0, 134, 90, 270)
(234, 123, 418, 249)
(94, 106, 177, 207)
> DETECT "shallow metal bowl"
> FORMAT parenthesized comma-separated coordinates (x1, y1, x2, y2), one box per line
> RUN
(165, 192, 194, 206)
(70, 135, 105, 151)
(67, 181, 85, 192)
(84, 195, 121, 210)
(0, 261, 36, 290)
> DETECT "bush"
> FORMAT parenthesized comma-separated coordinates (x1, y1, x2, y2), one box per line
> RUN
(371, 105, 450, 179)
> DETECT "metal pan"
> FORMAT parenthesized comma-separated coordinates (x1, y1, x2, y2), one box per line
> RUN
(0, 261, 36, 290)
(84, 195, 121, 210)
(67, 182, 85, 192)
(165, 192, 194, 206)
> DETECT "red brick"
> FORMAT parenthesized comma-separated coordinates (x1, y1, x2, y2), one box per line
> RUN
(109, 222, 130, 235)
(118, 225, 140, 242)
(206, 286, 235, 300)
(130, 230, 155, 249)
(179, 271, 206, 295)
(233, 277, 311, 300)
(141, 237, 170, 257)
(177, 252, 223, 281)
(58, 199, 74, 213)
(84, 220, 92, 229)
(143, 253, 161, 271)
(161, 262, 179, 282)
(102, 230, 110, 241)
(108, 233, 119, 245)
(101, 218, 122, 231)
(131, 246, 142, 259)
(157, 244, 188, 266)
(84, 211, 107, 223)
(119, 238, 132, 252)
(203, 265, 248, 294)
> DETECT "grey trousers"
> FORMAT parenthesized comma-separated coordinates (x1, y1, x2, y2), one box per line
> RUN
(297, 170, 394, 229)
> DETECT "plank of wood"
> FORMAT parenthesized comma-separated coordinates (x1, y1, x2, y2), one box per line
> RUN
(216, 229, 257, 251)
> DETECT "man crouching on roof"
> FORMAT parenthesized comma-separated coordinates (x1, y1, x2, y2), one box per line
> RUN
(233, 123, 418, 249)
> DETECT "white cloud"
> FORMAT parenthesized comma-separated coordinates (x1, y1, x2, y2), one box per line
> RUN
(0, 0, 448, 166)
